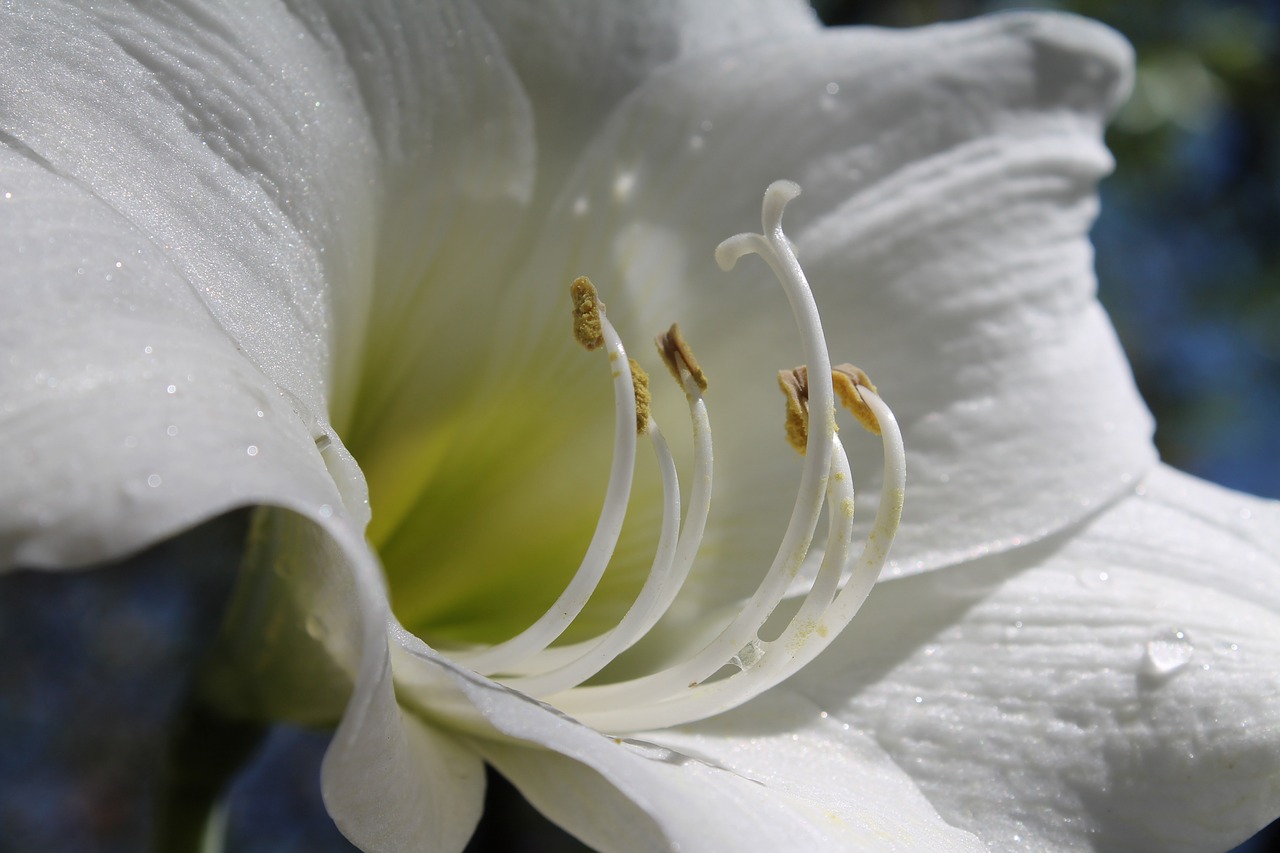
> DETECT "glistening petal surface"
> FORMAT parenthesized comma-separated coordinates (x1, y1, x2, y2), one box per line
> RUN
(788, 465, 1280, 852)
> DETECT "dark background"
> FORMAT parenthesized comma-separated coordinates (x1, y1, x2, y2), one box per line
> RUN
(1, 2, 1275, 851)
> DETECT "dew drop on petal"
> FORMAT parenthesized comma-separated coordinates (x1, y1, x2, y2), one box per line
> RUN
(246, 445, 258, 457)
(1141, 630, 1194, 683)
(146, 474, 162, 488)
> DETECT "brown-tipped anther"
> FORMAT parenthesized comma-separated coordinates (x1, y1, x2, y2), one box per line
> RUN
(831, 363, 881, 435)
(570, 276, 606, 350)
(777, 365, 810, 455)
(630, 358, 651, 435)
(654, 323, 708, 391)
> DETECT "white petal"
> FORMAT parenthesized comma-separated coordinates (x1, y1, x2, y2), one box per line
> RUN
(789, 466, 1280, 852)
(0, 1, 379, 424)
(503, 13, 1154, 602)
(296, 0, 538, 429)
(471, 0, 817, 203)
(384, 630, 981, 853)
(0, 152, 351, 567)
(206, 508, 489, 853)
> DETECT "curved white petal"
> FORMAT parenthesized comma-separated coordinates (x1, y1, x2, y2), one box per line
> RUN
(0, 151, 351, 567)
(499, 13, 1154, 605)
(0, 1, 378, 428)
(314, 526, 487, 853)
(296, 0, 537, 433)
(376, 629, 982, 853)
(471, 0, 817, 204)
(788, 465, 1280, 852)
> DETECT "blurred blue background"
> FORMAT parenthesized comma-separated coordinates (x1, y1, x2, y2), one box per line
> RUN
(1, 1, 1275, 851)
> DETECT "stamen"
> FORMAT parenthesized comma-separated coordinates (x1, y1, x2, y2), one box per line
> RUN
(656, 324, 708, 392)
(777, 366, 810, 455)
(832, 363, 880, 435)
(449, 279, 638, 675)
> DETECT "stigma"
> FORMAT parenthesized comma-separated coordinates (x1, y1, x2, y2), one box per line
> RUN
(446, 181, 906, 732)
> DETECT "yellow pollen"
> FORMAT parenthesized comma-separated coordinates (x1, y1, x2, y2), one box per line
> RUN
(655, 323, 708, 391)
(777, 366, 810, 455)
(831, 363, 881, 435)
(570, 276, 605, 350)
(630, 358, 651, 434)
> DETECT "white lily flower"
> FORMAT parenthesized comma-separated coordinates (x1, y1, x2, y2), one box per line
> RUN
(2, 2, 1277, 851)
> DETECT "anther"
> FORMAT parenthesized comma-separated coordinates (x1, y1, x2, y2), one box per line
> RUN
(777, 366, 810, 455)
(655, 324, 708, 392)
(832, 363, 880, 435)
(630, 358, 651, 435)
(570, 276, 605, 350)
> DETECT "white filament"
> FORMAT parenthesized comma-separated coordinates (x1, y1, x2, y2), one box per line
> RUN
(451, 312, 639, 675)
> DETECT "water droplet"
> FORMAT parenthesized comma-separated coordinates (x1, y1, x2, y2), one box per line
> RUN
(166, 384, 176, 394)
(255, 410, 265, 418)
(1141, 630, 1194, 683)
(1077, 569, 1111, 589)
(825, 81, 840, 95)
(699, 119, 713, 133)
(913, 695, 924, 704)
(143, 345, 153, 355)
(318, 504, 333, 519)
(246, 445, 259, 457)
(146, 474, 162, 488)
(166, 425, 178, 437)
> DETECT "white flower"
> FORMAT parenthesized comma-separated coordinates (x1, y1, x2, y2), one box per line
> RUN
(2, 2, 1277, 851)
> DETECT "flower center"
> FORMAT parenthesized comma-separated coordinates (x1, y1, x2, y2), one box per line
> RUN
(403, 181, 907, 731)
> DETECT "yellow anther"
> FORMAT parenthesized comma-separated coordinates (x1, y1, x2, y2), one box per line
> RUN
(570, 276, 605, 350)
(831, 363, 880, 435)
(777, 366, 810, 455)
(654, 323, 708, 392)
(630, 358, 651, 435)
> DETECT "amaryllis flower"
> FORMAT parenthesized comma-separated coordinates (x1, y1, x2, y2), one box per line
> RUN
(2, 2, 1277, 851)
